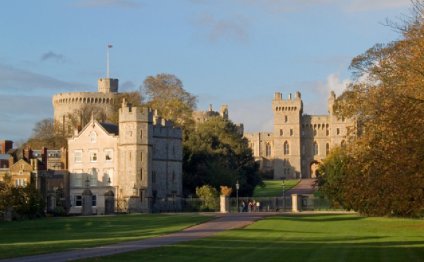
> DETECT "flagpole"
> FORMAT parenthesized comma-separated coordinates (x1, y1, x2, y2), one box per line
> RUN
(106, 44, 112, 78)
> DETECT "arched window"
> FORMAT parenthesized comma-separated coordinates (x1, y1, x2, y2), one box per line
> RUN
(284, 141, 289, 155)
(265, 143, 271, 157)
(284, 115, 288, 123)
(326, 143, 330, 155)
(313, 142, 318, 155)
(280, 129, 283, 136)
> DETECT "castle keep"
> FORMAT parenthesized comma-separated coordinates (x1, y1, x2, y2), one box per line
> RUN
(245, 91, 355, 179)
(52, 78, 119, 131)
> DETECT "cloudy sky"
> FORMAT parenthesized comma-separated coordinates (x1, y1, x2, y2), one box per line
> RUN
(0, 0, 411, 142)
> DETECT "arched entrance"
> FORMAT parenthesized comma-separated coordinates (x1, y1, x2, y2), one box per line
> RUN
(310, 161, 321, 178)
(104, 190, 115, 214)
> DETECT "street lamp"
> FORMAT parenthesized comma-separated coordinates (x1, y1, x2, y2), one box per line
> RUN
(282, 177, 286, 211)
(236, 180, 240, 213)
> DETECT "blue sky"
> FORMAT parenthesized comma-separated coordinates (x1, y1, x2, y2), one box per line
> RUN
(0, 0, 411, 143)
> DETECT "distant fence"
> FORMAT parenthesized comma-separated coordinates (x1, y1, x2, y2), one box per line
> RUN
(134, 194, 344, 214)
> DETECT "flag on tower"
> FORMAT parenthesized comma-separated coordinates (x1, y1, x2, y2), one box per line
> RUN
(108, 44, 113, 48)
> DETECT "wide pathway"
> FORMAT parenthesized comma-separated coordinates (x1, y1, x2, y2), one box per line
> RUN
(285, 178, 317, 195)
(3, 213, 272, 262)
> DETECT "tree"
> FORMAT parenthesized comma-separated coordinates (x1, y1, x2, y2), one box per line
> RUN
(109, 91, 144, 124)
(316, 147, 349, 208)
(142, 73, 197, 131)
(195, 185, 219, 211)
(184, 117, 260, 197)
(26, 118, 67, 149)
(332, 2, 424, 217)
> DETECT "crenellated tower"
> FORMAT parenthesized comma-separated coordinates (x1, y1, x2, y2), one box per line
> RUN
(118, 99, 153, 212)
(272, 91, 303, 179)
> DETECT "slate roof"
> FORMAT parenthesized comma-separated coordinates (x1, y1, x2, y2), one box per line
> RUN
(99, 122, 119, 135)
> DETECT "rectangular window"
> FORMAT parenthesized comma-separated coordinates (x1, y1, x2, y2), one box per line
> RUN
(104, 168, 113, 185)
(105, 149, 113, 162)
(71, 171, 83, 187)
(336, 128, 340, 135)
(140, 168, 143, 181)
(92, 195, 97, 207)
(74, 150, 82, 163)
(90, 169, 98, 187)
(140, 152, 143, 163)
(90, 151, 98, 162)
(75, 195, 82, 206)
(152, 171, 156, 184)
(290, 129, 293, 136)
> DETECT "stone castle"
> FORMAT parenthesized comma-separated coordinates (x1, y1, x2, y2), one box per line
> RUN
(52, 78, 119, 132)
(245, 91, 355, 179)
(68, 100, 182, 214)
(51, 77, 183, 214)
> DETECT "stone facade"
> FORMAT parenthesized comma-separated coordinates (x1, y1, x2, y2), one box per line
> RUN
(67, 100, 183, 214)
(193, 104, 244, 135)
(245, 91, 355, 179)
(52, 78, 119, 133)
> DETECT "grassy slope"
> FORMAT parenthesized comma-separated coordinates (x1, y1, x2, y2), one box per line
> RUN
(0, 214, 211, 259)
(93, 214, 424, 262)
(253, 179, 299, 197)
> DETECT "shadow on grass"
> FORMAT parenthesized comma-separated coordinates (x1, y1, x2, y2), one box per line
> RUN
(268, 214, 365, 222)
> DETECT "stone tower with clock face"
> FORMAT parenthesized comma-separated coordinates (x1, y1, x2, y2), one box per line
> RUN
(118, 99, 153, 212)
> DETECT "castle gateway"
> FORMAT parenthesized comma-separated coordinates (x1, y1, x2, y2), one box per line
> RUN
(244, 91, 355, 179)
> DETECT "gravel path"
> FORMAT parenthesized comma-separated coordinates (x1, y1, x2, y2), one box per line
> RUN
(285, 178, 317, 195)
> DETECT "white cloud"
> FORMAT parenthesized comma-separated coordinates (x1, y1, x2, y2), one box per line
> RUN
(326, 73, 350, 96)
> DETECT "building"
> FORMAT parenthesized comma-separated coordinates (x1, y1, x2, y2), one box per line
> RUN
(67, 99, 183, 215)
(245, 91, 355, 179)
(52, 78, 119, 133)
(193, 104, 244, 135)
(0, 140, 13, 154)
(2, 147, 69, 212)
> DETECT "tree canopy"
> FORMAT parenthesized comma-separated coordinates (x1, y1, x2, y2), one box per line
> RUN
(324, 3, 424, 217)
(142, 73, 197, 131)
(184, 116, 260, 197)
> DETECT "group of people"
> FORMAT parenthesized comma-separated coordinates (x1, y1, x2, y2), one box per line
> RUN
(239, 200, 260, 212)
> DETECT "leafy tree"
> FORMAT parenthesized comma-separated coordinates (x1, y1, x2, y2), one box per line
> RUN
(26, 118, 67, 149)
(316, 147, 349, 208)
(142, 73, 197, 131)
(195, 185, 219, 211)
(109, 91, 144, 124)
(184, 117, 260, 197)
(332, 2, 424, 217)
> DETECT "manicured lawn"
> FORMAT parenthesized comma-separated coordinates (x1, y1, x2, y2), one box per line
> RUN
(91, 214, 424, 262)
(253, 179, 299, 197)
(0, 213, 211, 259)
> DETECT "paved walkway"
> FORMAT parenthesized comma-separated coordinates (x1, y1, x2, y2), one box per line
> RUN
(3, 213, 272, 262)
(285, 178, 317, 195)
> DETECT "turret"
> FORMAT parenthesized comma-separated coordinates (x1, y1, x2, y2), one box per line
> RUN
(98, 78, 118, 93)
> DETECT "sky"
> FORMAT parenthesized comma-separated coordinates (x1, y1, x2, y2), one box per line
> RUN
(0, 0, 412, 143)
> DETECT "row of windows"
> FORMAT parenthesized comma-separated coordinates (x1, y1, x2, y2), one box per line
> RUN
(71, 168, 113, 187)
(74, 149, 114, 163)
(73, 195, 97, 207)
(280, 128, 343, 137)
(275, 106, 298, 111)
(57, 97, 115, 104)
(261, 140, 346, 157)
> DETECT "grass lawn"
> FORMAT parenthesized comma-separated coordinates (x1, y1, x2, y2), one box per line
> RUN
(90, 214, 424, 262)
(0, 213, 211, 259)
(253, 179, 299, 197)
